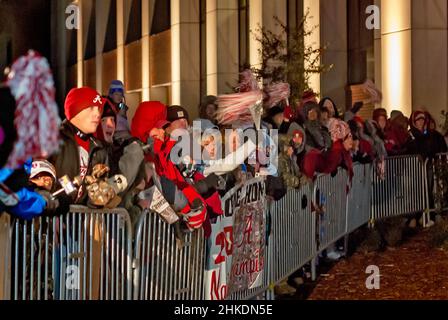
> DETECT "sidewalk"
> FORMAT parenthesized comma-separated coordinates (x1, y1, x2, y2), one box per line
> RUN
(308, 228, 448, 300)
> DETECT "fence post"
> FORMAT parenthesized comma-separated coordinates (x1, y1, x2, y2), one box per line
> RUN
(0, 212, 11, 300)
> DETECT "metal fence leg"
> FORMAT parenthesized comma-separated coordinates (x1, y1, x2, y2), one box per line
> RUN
(265, 288, 275, 300)
(344, 234, 349, 257)
(0, 213, 11, 300)
(311, 257, 317, 281)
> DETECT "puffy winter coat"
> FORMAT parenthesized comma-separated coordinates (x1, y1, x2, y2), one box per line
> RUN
(406, 127, 448, 159)
(131, 101, 208, 230)
(0, 163, 46, 220)
(49, 120, 108, 214)
(301, 140, 353, 180)
(278, 135, 303, 189)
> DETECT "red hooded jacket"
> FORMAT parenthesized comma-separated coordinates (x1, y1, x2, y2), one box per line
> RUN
(131, 101, 207, 230)
(301, 140, 353, 180)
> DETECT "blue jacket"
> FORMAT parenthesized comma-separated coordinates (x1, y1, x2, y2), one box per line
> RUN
(0, 161, 46, 220)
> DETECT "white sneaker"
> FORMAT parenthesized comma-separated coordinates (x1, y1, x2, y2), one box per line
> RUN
(409, 219, 417, 228)
(326, 250, 342, 261)
(426, 220, 435, 228)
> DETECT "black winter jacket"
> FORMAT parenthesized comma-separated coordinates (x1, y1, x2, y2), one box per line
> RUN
(49, 120, 108, 214)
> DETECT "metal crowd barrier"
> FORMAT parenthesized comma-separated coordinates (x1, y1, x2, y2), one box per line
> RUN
(346, 163, 372, 234)
(371, 155, 428, 222)
(314, 168, 349, 252)
(132, 210, 205, 300)
(9, 205, 132, 300)
(0, 212, 11, 300)
(1, 153, 441, 301)
(266, 185, 316, 289)
(428, 153, 448, 213)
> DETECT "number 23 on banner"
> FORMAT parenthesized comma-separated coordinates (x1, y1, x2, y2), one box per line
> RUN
(215, 226, 233, 264)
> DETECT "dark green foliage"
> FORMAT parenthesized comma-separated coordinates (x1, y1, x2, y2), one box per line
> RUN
(251, 10, 333, 105)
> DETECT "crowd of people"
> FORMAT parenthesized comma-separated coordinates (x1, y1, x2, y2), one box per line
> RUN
(1, 50, 448, 241)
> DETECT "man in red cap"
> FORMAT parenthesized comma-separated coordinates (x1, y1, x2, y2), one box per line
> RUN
(94, 98, 146, 222)
(49, 87, 109, 212)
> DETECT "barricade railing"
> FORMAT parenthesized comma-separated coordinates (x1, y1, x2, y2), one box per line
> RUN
(346, 163, 372, 234)
(1, 153, 441, 301)
(266, 185, 316, 289)
(371, 155, 428, 222)
(9, 205, 133, 300)
(314, 168, 349, 252)
(133, 210, 205, 300)
(428, 153, 448, 213)
(0, 212, 11, 300)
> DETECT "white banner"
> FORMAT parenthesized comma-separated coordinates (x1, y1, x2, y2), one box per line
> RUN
(204, 177, 266, 300)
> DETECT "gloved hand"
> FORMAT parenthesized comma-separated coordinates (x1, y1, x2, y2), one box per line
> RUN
(107, 174, 128, 194)
(182, 199, 205, 231)
(86, 180, 121, 208)
(91, 164, 109, 180)
(351, 101, 364, 114)
(193, 173, 226, 195)
(4, 169, 29, 192)
(36, 190, 60, 212)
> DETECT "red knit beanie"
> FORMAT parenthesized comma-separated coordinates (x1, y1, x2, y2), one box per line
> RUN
(64, 87, 104, 120)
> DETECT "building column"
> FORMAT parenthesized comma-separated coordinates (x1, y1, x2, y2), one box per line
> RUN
(52, 0, 70, 104)
(303, 0, 320, 95)
(248, 0, 263, 69)
(380, 0, 412, 116)
(320, 0, 347, 107)
(378, 0, 448, 120)
(410, 0, 448, 122)
(171, 0, 201, 117)
(95, 0, 110, 93)
(373, 0, 382, 109)
(77, 0, 85, 87)
(206, 0, 239, 96)
(262, 0, 287, 36)
(141, 0, 155, 101)
(116, 0, 125, 82)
